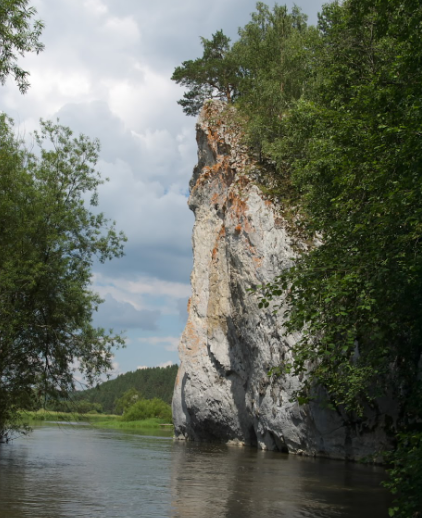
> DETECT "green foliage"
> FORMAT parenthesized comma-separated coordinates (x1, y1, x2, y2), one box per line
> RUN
(0, 115, 126, 440)
(171, 29, 238, 116)
(46, 398, 103, 414)
(175, 1, 422, 514)
(232, 3, 316, 160)
(248, 1, 422, 515)
(171, 2, 315, 140)
(259, 0, 422, 415)
(0, 0, 44, 93)
(122, 398, 172, 423)
(88, 416, 172, 431)
(114, 388, 142, 415)
(383, 432, 422, 517)
(76, 364, 178, 413)
(22, 409, 88, 422)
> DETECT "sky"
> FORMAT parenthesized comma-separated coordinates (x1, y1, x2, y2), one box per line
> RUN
(0, 0, 324, 377)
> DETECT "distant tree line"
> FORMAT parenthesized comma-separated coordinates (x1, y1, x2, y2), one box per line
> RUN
(75, 365, 178, 414)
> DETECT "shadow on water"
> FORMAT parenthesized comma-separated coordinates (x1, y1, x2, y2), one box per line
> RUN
(169, 441, 391, 518)
(0, 425, 390, 518)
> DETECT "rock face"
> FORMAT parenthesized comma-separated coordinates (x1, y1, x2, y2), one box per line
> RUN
(172, 102, 391, 460)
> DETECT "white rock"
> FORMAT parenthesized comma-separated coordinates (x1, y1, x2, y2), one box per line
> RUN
(172, 102, 391, 460)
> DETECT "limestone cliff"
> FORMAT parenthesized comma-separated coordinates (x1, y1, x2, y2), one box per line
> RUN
(172, 102, 390, 460)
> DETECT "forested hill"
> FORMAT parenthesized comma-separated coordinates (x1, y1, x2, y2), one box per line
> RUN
(76, 365, 178, 413)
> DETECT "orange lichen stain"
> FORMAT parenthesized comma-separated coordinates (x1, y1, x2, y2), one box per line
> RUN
(235, 224, 242, 234)
(212, 225, 226, 260)
(195, 164, 224, 192)
(174, 367, 182, 388)
(196, 169, 212, 184)
(183, 321, 202, 356)
(220, 161, 235, 188)
(228, 191, 248, 216)
(192, 166, 221, 192)
(265, 200, 273, 208)
(203, 166, 215, 177)
(187, 297, 192, 312)
(237, 175, 250, 189)
(207, 128, 221, 152)
(210, 162, 222, 174)
(252, 256, 263, 267)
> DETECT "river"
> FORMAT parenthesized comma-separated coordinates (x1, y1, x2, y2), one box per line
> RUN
(0, 424, 390, 518)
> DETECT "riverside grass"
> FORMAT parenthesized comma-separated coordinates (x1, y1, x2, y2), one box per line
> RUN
(20, 410, 173, 430)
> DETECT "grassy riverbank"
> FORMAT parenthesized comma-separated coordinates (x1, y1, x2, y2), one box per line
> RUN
(20, 410, 173, 431)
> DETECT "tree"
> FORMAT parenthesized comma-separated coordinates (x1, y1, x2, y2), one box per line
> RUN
(0, 116, 126, 440)
(171, 30, 238, 116)
(231, 3, 315, 160)
(114, 388, 143, 415)
(75, 364, 179, 412)
(122, 398, 172, 422)
(263, 0, 422, 413)
(257, 1, 422, 515)
(0, 0, 44, 93)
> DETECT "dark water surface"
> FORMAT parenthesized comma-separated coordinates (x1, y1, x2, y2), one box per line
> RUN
(0, 424, 390, 518)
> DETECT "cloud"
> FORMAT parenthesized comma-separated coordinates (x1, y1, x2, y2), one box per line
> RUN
(158, 361, 176, 368)
(138, 336, 180, 352)
(52, 100, 195, 284)
(83, 0, 108, 17)
(0, 0, 325, 375)
(99, 276, 191, 299)
(70, 358, 121, 387)
(93, 294, 161, 330)
(92, 272, 191, 316)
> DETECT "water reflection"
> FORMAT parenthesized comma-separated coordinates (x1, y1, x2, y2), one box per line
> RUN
(170, 441, 391, 518)
(0, 425, 390, 518)
(0, 425, 174, 518)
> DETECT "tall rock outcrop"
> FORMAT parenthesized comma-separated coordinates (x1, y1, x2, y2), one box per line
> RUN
(173, 102, 391, 460)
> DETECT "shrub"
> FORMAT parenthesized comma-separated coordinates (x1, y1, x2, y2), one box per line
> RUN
(122, 398, 172, 422)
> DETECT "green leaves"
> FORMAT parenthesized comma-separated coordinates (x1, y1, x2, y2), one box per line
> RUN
(171, 4, 315, 124)
(0, 116, 126, 439)
(231, 4, 316, 160)
(0, 0, 44, 93)
(171, 30, 238, 116)
(114, 388, 143, 415)
(249, 1, 422, 514)
(254, 0, 422, 411)
(383, 431, 422, 517)
(121, 397, 172, 423)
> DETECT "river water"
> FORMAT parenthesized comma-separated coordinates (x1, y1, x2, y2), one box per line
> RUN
(0, 424, 390, 518)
